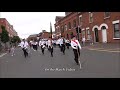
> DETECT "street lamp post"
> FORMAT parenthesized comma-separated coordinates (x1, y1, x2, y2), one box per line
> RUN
(77, 12, 80, 42)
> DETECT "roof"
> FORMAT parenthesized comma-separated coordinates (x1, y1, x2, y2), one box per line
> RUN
(55, 16, 65, 22)
(28, 34, 38, 37)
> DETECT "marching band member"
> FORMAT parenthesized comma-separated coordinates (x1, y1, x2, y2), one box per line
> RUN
(71, 35, 82, 65)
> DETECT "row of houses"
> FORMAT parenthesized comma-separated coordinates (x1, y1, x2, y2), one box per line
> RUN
(54, 12, 120, 43)
(0, 18, 18, 38)
(27, 30, 56, 41)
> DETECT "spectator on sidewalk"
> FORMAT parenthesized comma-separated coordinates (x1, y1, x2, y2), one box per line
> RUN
(90, 35, 93, 45)
(11, 45, 15, 56)
(82, 36, 86, 46)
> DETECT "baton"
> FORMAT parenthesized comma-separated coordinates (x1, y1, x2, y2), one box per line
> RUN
(77, 47, 82, 69)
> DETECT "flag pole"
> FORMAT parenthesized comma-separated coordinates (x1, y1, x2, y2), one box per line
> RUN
(50, 22, 52, 44)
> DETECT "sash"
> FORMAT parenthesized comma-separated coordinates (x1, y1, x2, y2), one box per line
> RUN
(72, 40, 78, 45)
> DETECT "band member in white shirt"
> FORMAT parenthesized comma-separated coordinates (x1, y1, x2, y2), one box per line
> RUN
(56, 38, 61, 50)
(71, 35, 82, 65)
(47, 37, 52, 51)
(20, 39, 29, 58)
(32, 40, 38, 51)
(45, 40, 48, 48)
(65, 39, 70, 49)
(59, 36, 66, 55)
(40, 40, 45, 54)
(53, 40, 56, 47)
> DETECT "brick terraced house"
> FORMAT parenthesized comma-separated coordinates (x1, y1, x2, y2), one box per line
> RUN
(54, 12, 120, 43)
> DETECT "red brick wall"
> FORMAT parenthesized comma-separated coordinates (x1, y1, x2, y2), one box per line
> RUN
(42, 32, 50, 39)
(80, 12, 120, 43)
(0, 18, 17, 37)
(55, 12, 78, 40)
(55, 12, 120, 43)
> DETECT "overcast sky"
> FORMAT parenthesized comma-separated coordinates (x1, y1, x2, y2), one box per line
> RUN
(0, 12, 65, 39)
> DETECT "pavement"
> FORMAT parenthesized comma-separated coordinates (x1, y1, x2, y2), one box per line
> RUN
(81, 42, 120, 53)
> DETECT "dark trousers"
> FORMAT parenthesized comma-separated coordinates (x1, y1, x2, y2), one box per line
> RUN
(61, 44, 65, 54)
(49, 46, 53, 57)
(73, 48, 80, 64)
(66, 43, 69, 49)
(33, 45, 37, 50)
(35, 45, 37, 50)
(41, 48, 44, 54)
(53, 43, 56, 47)
(22, 48, 28, 58)
(50, 47, 53, 57)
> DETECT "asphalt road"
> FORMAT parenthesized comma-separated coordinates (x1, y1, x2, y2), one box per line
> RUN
(0, 46, 120, 78)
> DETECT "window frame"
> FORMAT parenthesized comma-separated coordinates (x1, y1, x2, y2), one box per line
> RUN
(113, 23, 120, 39)
(86, 28, 91, 40)
(89, 12, 93, 23)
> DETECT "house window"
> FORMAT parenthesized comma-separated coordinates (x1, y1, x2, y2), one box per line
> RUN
(113, 23, 120, 38)
(79, 15, 82, 25)
(89, 12, 93, 23)
(86, 29, 91, 40)
(68, 22, 71, 29)
(73, 19, 76, 28)
(104, 12, 110, 18)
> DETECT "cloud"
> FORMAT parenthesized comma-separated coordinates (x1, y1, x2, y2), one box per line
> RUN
(1, 12, 65, 39)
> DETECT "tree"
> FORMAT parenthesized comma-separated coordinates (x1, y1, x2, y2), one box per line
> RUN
(1, 25, 9, 49)
(11, 36, 21, 47)
(11, 36, 21, 43)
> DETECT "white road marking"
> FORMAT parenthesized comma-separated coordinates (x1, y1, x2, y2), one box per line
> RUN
(0, 53, 7, 58)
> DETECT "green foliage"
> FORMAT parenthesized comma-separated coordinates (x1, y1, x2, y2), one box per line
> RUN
(1, 25, 9, 43)
(11, 36, 21, 43)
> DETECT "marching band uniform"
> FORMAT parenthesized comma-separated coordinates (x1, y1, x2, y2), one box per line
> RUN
(71, 36, 82, 65)
(40, 40, 45, 54)
(20, 39, 29, 58)
(59, 37, 66, 54)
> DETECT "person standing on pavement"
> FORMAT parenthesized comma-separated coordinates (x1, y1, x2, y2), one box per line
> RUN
(11, 45, 15, 56)
(82, 36, 86, 46)
(90, 35, 93, 45)
(71, 35, 82, 65)
(20, 39, 29, 58)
